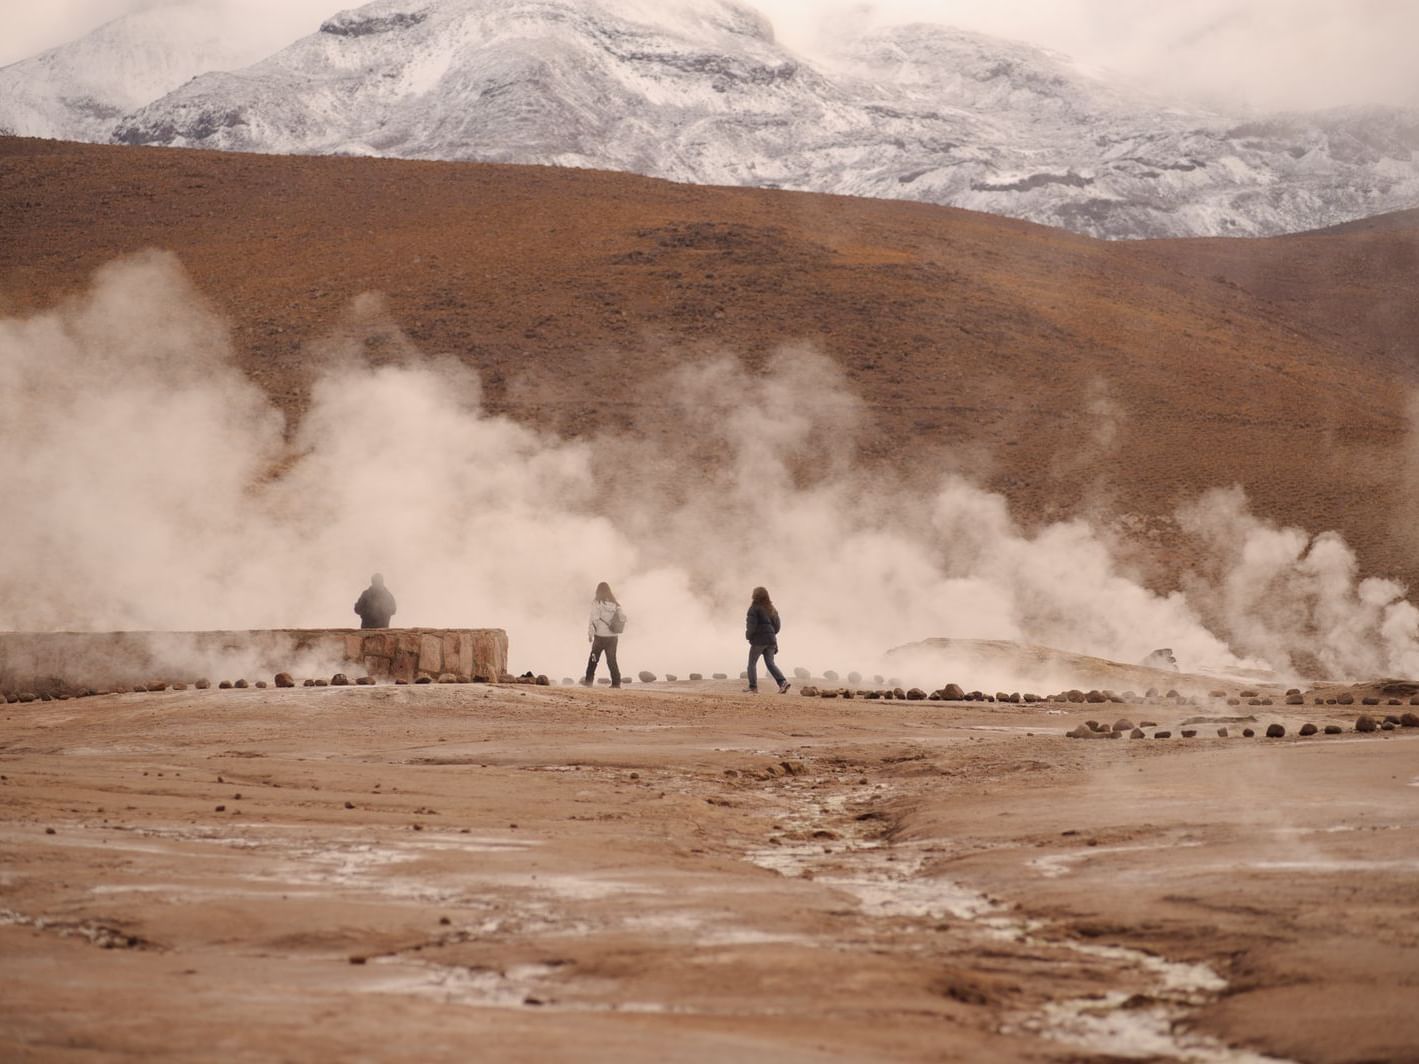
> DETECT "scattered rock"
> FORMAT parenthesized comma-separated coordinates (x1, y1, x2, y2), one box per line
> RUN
(1337, 693, 1355, 706)
(1361, 696, 1380, 706)
(314, 679, 328, 687)
(1299, 723, 1318, 736)
(665, 674, 677, 682)
(1130, 728, 1145, 738)
(1139, 720, 1158, 728)
(1180, 729, 1197, 738)
(1216, 727, 1229, 737)
(536, 675, 550, 686)
(274, 672, 295, 688)
(254, 681, 268, 689)
(942, 683, 965, 700)
(638, 671, 656, 683)
(331, 674, 350, 686)
(233, 679, 248, 689)
(1382, 721, 1397, 731)
(303, 679, 316, 687)
(712, 673, 727, 680)
(147, 682, 168, 692)
(1240, 690, 1259, 698)
(415, 676, 432, 685)
(820, 689, 839, 699)
(195, 679, 210, 690)
(1152, 731, 1172, 739)
(689, 673, 703, 681)
(1324, 725, 1342, 734)
(1355, 715, 1379, 733)
(218, 681, 232, 690)
(1266, 723, 1286, 738)
(1401, 713, 1419, 728)
(1242, 728, 1255, 737)
(357, 676, 376, 685)
(1085, 690, 1107, 703)
(906, 688, 927, 700)
(1285, 694, 1303, 706)
(823, 670, 839, 682)
(800, 686, 819, 697)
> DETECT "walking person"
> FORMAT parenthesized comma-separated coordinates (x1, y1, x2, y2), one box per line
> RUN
(583, 581, 626, 688)
(745, 586, 790, 694)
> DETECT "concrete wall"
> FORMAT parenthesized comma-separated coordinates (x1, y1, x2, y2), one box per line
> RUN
(0, 628, 508, 697)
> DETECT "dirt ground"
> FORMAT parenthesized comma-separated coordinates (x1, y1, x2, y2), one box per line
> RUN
(2, 681, 1417, 1063)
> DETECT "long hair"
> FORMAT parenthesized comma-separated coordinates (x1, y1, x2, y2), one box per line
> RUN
(751, 586, 776, 618)
(594, 581, 619, 605)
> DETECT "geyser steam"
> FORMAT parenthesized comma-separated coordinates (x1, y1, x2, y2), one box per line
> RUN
(3, 251, 1417, 683)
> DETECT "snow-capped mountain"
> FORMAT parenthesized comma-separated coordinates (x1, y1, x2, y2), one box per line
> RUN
(0, 5, 273, 142)
(12, 0, 1419, 238)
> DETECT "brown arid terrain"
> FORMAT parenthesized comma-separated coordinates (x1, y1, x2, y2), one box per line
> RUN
(2, 680, 1418, 1062)
(2, 136, 1418, 591)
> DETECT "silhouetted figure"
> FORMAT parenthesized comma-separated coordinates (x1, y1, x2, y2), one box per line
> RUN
(583, 581, 626, 688)
(354, 573, 397, 629)
(745, 586, 790, 694)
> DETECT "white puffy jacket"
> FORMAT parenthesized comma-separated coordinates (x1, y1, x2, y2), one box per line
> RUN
(588, 599, 626, 640)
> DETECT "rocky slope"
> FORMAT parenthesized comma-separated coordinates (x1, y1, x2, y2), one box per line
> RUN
(7, 0, 1415, 238)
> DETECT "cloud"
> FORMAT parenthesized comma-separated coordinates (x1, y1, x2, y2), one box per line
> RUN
(5, 0, 1415, 111)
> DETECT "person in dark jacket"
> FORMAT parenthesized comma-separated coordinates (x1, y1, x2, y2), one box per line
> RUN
(745, 586, 790, 694)
(354, 573, 397, 629)
(583, 581, 626, 688)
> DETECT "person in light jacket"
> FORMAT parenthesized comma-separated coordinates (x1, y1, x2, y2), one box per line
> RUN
(745, 586, 790, 694)
(583, 581, 626, 688)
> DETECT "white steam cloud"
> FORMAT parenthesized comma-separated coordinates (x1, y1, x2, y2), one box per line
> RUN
(3, 251, 1418, 686)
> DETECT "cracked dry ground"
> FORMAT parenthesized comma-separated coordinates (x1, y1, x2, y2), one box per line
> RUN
(2, 683, 1417, 1062)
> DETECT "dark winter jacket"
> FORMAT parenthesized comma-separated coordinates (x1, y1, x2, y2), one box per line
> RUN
(354, 585, 397, 629)
(745, 603, 781, 647)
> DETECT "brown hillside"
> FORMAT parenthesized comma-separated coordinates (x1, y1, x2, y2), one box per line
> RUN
(2, 136, 1416, 589)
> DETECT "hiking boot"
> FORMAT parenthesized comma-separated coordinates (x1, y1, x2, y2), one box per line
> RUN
(778, 680, 792, 694)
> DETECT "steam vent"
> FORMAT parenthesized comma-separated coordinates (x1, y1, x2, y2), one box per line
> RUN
(0, 628, 508, 696)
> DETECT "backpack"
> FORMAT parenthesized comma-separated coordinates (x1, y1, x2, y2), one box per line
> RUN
(609, 606, 627, 634)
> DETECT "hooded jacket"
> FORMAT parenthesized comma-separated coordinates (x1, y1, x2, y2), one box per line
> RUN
(588, 599, 626, 640)
(745, 603, 781, 646)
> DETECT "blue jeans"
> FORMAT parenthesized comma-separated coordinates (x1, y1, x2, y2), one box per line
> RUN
(747, 644, 785, 690)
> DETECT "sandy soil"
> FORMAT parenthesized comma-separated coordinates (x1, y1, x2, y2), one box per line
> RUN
(3, 681, 1416, 1062)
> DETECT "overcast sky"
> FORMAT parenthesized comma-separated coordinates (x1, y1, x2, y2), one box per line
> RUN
(4, 0, 1416, 113)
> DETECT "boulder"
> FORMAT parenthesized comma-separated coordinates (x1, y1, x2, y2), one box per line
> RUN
(1023, 693, 1039, 703)
(665, 674, 677, 682)
(1324, 725, 1342, 734)
(893, 688, 907, 700)
(1362, 696, 1380, 706)
(996, 692, 1012, 703)
(1066, 689, 1086, 703)
(800, 685, 819, 697)
(1285, 694, 1303, 706)
(1337, 693, 1355, 706)
(1266, 723, 1286, 738)
(1401, 712, 1419, 728)
(1285, 688, 1301, 697)
(233, 679, 248, 689)
(638, 671, 656, 683)
(1112, 719, 1135, 732)
(1216, 727, 1229, 737)
(218, 681, 232, 690)
(942, 683, 966, 700)
(1181, 729, 1197, 738)
(331, 674, 350, 686)
(1130, 728, 1145, 738)
(1153, 731, 1172, 739)
(357, 676, 376, 685)
(712, 673, 727, 680)
(1355, 715, 1379, 733)
(274, 672, 295, 688)
(147, 682, 168, 692)
(689, 673, 703, 681)
(1242, 728, 1255, 737)
(536, 675, 550, 686)
(841, 688, 855, 699)
(1226, 697, 1241, 706)
(1299, 723, 1318, 736)
(16, 692, 37, 703)
(907, 688, 927, 700)
(1085, 690, 1107, 703)
(864, 690, 880, 699)
(254, 681, 268, 689)
(1382, 721, 1397, 730)
(820, 689, 839, 699)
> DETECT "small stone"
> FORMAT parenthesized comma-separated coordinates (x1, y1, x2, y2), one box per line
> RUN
(45, 827, 56, 835)
(638, 671, 656, 683)
(274, 672, 295, 688)
(1111, 719, 1135, 732)
(331, 674, 350, 686)
(689, 673, 703, 681)
(1130, 728, 1145, 738)
(1362, 696, 1380, 706)
(1355, 715, 1378, 733)
(356, 676, 376, 685)
(1337, 693, 1354, 706)
(1324, 725, 1342, 734)
(1299, 723, 1318, 736)
(254, 681, 268, 689)
(1181, 729, 1197, 738)
(1153, 731, 1172, 739)
(1216, 727, 1229, 737)
(535, 675, 550, 686)
(234, 679, 249, 689)
(665, 674, 677, 682)
(195, 679, 210, 690)
(303, 678, 316, 687)
(1266, 723, 1286, 738)
(893, 688, 907, 700)
(1401, 713, 1419, 727)
(1285, 694, 1303, 705)
(215, 804, 226, 812)
(712, 673, 727, 680)
(1242, 728, 1255, 737)
(344, 801, 355, 809)
(906, 688, 926, 700)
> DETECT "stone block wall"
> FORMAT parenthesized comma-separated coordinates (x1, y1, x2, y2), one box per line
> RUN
(0, 628, 508, 697)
